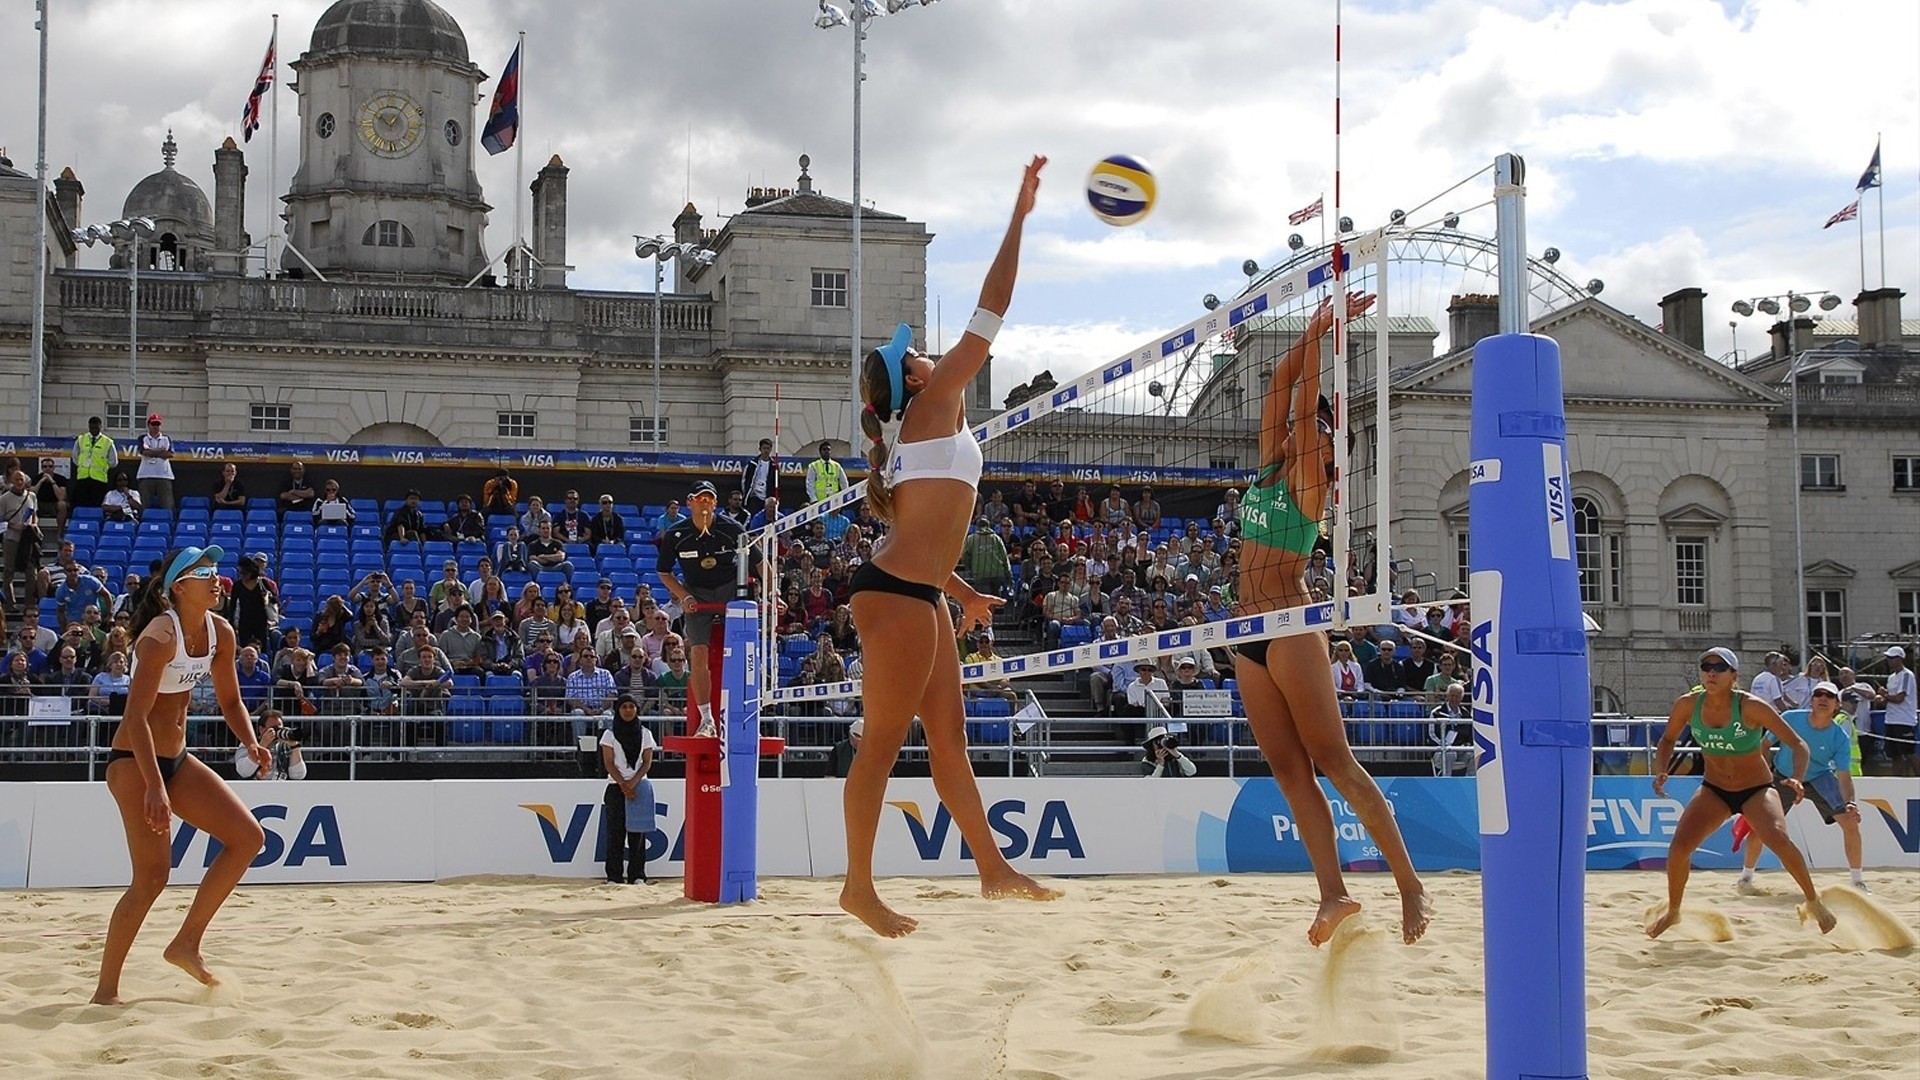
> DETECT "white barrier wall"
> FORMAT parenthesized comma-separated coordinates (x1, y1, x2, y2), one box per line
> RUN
(6, 776, 1917, 889)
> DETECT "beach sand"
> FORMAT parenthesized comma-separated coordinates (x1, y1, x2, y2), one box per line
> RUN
(1, 870, 1914, 1079)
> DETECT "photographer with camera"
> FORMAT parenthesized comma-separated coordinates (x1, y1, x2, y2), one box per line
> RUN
(1140, 725, 1196, 778)
(234, 708, 307, 780)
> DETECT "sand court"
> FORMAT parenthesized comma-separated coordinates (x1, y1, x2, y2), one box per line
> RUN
(1, 871, 1915, 1079)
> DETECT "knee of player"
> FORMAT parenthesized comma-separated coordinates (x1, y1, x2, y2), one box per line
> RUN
(226, 818, 267, 859)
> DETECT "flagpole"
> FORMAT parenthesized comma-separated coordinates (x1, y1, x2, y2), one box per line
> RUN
(1874, 133, 1885, 289)
(513, 29, 525, 286)
(268, 14, 278, 279)
(1856, 189, 1866, 296)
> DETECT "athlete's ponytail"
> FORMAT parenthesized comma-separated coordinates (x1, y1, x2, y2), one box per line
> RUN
(859, 350, 899, 523)
(127, 551, 183, 640)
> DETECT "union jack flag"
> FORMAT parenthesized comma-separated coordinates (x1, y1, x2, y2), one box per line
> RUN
(1823, 200, 1859, 229)
(240, 33, 275, 143)
(1288, 196, 1323, 227)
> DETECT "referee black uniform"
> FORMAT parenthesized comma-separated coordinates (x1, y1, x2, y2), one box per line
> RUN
(656, 512, 750, 646)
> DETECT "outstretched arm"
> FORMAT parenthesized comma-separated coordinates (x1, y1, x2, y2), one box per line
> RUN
(1258, 292, 1373, 469)
(928, 157, 1047, 402)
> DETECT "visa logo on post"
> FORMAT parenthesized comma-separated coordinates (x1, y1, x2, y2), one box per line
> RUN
(1543, 443, 1571, 560)
(172, 804, 345, 869)
(1470, 570, 1509, 836)
(1864, 798, 1920, 853)
(888, 799, 1085, 861)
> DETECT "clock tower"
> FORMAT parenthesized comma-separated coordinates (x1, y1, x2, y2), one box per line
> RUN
(282, 0, 491, 282)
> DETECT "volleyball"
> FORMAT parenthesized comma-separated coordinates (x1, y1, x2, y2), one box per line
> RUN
(1085, 154, 1156, 227)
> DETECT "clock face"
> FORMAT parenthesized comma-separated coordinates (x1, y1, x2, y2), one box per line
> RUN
(357, 91, 425, 158)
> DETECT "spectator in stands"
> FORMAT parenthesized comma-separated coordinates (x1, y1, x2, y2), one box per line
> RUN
(70, 416, 118, 510)
(1041, 579, 1086, 650)
(518, 598, 556, 653)
(721, 490, 749, 527)
(519, 495, 552, 536)
(134, 413, 176, 513)
(311, 479, 355, 526)
(40, 644, 92, 709)
(1146, 596, 1179, 634)
(1133, 486, 1163, 531)
(272, 647, 320, 716)
(1215, 487, 1242, 530)
(389, 576, 429, 628)
(1, 651, 35, 717)
(56, 560, 110, 629)
(1010, 480, 1044, 529)
(1363, 637, 1403, 695)
(1397, 638, 1438, 697)
(87, 650, 131, 715)
(592, 607, 636, 658)
(636, 608, 673, 667)
(651, 499, 686, 536)
(349, 599, 392, 654)
(1423, 649, 1461, 702)
(317, 643, 364, 714)
(963, 631, 1017, 704)
(478, 610, 524, 676)
(429, 559, 464, 610)
(442, 493, 487, 543)
(525, 521, 574, 584)
(1070, 485, 1097, 524)
(979, 489, 1010, 528)
(1126, 659, 1170, 716)
(362, 647, 401, 716)
(528, 654, 568, 718)
(1096, 485, 1129, 528)
(1881, 646, 1916, 776)
(1429, 682, 1472, 776)
(823, 605, 860, 654)
(585, 579, 617, 631)
(348, 570, 397, 613)
(277, 459, 317, 518)
(807, 441, 850, 506)
(200, 462, 243, 514)
(740, 437, 777, 512)
(5, 626, 48, 677)
(101, 471, 142, 522)
(431, 583, 471, 633)
(400, 647, 452, 726)
(384, 489, 429, 547)
(512, 581, 544, 625)
(482, 467, 518, 517)
(655, 647, 691, 703)
(1169, 655, 1212, 697)
(831, 719, 864, 779)
(1106, 594, 1142, 637)
(439, 606, 485, 675)
(269, 625, 306, 671)
(549, 582, 585, 625)
(610, 630, 656, 698)
(34, 456, 70, 536)
(1141, 726, 1197, 778)
(233, 645, 274, 712)
(1203, 585, 1231, 623)
(589, 495, 626, 554)
(1330, 639, 1369, 698)
(554, 490, 592, 545)
(490, 525, 525, 576)
(396, 624, 448, 674)
(0, 470, 42, 609)
(552, 597, 591, 654)
(565, 646, 617, 726)
(747, 491, 783, 533)
(310, 595, 352, 654)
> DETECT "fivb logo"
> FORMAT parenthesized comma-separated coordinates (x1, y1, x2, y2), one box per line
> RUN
(1863, 798, 1920, 854)
(1470, 570, 1509, 835)
(886, 799, 1085, 861)
(521, 803, 676, 863)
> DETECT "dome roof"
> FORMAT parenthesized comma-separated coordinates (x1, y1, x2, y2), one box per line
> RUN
(123, 133, 212, 232)
(309, 0, 469, 64)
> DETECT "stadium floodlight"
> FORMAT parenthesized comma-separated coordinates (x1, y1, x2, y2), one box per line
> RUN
(1789, 295, 1812, 314)
(1337, 216, 1353, 233)
(1443, 212, 1460, 229)
(1541, 246, 1560, 264)
(636, 235, 716, 454)
(1731, 299, 1754, 316)
(1818, 294, 1841, 311)
(1202, 294, 1220, 311)
(1241, 259, 1259, 278)
(74, 217, 155, 433)
(1585, 279, 1604, 295)
(814, 2, 848, 29)
(884, 0, 918, 11)
(1389, 209, 1406, 224)
(1287, 233, 1305, 251)
(1756, 298, 1780, 316)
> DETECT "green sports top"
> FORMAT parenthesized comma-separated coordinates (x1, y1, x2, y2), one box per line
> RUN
(1239, 464, 1321, 556)
(1690, 690, 1763, 756)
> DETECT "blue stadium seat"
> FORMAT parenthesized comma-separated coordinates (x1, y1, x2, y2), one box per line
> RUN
(1059, 624, 1094, 646)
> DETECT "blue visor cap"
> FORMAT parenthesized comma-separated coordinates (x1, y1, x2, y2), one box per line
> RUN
(162, 545, 226, 590)
(875, 322, 914, 414)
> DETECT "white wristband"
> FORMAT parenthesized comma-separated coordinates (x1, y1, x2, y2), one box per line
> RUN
(965, 307, 1003, 345)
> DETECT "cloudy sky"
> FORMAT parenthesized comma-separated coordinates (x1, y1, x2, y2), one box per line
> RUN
(6, 0, 1915, 399)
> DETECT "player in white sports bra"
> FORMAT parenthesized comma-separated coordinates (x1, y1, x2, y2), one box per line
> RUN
(839, 156, 1062, 939)
(93, 545, 271, 1005)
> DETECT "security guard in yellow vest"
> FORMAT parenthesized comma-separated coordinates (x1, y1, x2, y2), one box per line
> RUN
(805, 440, 849, 505)
(70, 415, 120, 509)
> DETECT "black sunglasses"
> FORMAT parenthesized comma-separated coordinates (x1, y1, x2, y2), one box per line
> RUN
(1699, 662, 1733, 673)
(1812, 690, 1839, 699)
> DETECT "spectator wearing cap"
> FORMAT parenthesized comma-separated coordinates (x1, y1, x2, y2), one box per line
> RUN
(1881, 645, 1915, 775)
(277, 459, 318, 519)
(1125, 658, 1170, 716)
(385, 489, 429, 547)
(740, 437, 777, 513)
(477, 610, 524, 676)
(806, 441, 850, 505)
(1167, 657, 1212, 717)
(1203, 585, 1231, 623)
(831, 718, 865, 778)
(1141, 726, 1197, 778)
(134, 412, 175, 513)
(443, 492, 487, 543)
(429, 558, 465, 611)
(963, 630, 1017, 704)
(657, 479, 757, 738)
(589, 495, 626, 554)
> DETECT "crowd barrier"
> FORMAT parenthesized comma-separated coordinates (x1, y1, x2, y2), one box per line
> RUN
(4, 776, 1914, 890)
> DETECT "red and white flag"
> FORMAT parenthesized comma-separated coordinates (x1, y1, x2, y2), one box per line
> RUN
(1823, 200, 1859, 229)
(1288, 196, 1324, 227)
(240, 31, 275, 143)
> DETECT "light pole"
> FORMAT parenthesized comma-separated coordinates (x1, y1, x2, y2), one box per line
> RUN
(30, 0, 49, 436)
(73, 218, 155, 436)
(1732, 289, 1842, 665)
(815, 0, 939, 442)
(634, 236, 715, 454)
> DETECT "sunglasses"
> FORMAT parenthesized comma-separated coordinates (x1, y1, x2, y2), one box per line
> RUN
(178, 566, 219, 581)
(1812, 690, 1839, 700)
(1698, 662, 1733, 674)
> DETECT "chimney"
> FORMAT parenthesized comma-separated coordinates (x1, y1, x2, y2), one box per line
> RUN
(1853, 287, 1905, 349)
(1658, 287, 1706, 352)
(1447, 293, 1499, 352)
(1769, 320, 1791, 362)
(1791, 316, 1816, 353)
(529, 154, 568, 289)
(210, 138, 248, 276)
(54, 167, 83, 269)
(673, 201, 702, 248)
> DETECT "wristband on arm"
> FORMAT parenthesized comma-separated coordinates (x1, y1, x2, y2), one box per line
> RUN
(965, 307, 1003, 345)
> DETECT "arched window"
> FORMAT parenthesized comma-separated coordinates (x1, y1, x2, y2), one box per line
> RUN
(1571, 495, 1621, 605)
(1592, 685, 1622, 716)
(362, 220, 416, 248)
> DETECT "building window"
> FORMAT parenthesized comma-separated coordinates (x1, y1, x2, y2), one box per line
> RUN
(105, 400, 152, 435)
(1799, 453, 1841, 490)
(1455, 530, 1471, 590)
(1894, 455, 1920, 492)
(1899, 590, 1920, 637)
(1572, 496, 1610, 605)
(1208, 456, 1238, 472)
(1817, 370, 1861, 384)
(496, 412, 536, 440)
(1806, 589, 1845, 650)
(249, 403, 292, 432)
(363, 220, 416, 248)
(1036, 450, 1069, 466)
(629, 415, 669, 444)
(1592, 685, 1622, 716)
(1673, 537, 1707, 607)
(810, 269, 848, 308)
(1606, 533, 1623, 605)
(1122, 453, 1156, 468)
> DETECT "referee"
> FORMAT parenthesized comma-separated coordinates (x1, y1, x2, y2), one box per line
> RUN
(657, 480, 753, 738)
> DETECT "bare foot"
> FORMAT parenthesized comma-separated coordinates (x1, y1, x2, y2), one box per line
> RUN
(1647, 906, 1680, 939)
(89, 989, 123, 1006)
(1307, 895, 1362, 947)
(980, 867, 1064, 903)
(163, 940, 219, 987)
(1400, 887, 1434, 945)
(1799, 899, 1838, 935)
(839, 883, 919, 938)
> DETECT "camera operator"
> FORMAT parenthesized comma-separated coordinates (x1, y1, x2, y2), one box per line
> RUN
(235, 708, 308, 780)
(1140, 725, 1196, 778)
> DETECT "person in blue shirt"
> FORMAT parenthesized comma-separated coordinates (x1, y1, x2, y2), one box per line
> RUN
(652, 499, 685, 536)
(232, 645, 277, 713)
(1735, 680, 1869, 892)
(745, 491, 783, 534)
(55, 562, 111, 628)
